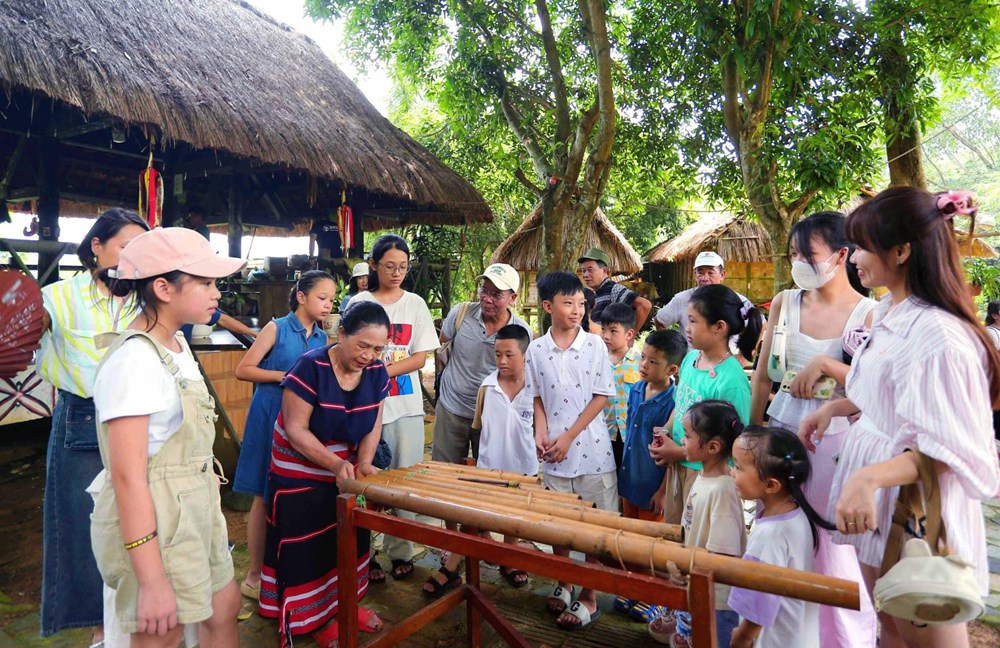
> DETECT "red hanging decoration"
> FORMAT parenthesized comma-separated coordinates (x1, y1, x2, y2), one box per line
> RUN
(138, 143, 163, 228)
(337, 189, 353, 251)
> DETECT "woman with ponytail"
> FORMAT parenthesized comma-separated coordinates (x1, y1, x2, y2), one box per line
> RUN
(800, 187, 1000, 648)
(728, 426, 837, 648)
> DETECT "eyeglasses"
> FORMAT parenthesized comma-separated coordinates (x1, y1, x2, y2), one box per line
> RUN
(478, 286, 512, 301)
(377, 263, 409, 275)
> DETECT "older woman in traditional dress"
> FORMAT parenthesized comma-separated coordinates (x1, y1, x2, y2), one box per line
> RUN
(257, 301, 390, 647)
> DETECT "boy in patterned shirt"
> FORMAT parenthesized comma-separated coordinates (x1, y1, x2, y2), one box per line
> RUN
(599, 303, 641, 471)
(527, 271, 617, 632)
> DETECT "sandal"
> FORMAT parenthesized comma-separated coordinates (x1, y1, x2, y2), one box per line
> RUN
(313, 619, 339, 648)
(390, 558, 414, 580)
(500, 567, 530, 589)
(422, 565, 462, 599)
(613, 596, 635, 615)
(240, 579, 260, 600)
(648, 611, 676, 644)
(630, 601, 666, 623)
(546, 585, 575, 615)
(556, 600, 602, 631)
(368, 558, 386, 584)
(358, 606, 383, 633)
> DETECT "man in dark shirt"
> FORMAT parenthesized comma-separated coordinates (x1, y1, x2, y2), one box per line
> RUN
(578, 247, 652, 331)
(309, 216, 343, 259)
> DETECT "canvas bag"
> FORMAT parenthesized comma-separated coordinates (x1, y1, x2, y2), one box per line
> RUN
(873, 450, 984, 625)
(767, 289, 792, 382)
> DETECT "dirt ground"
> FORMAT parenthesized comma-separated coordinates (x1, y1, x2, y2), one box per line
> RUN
(3, 418, 999, 647)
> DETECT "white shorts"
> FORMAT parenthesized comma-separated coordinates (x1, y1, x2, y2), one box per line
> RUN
(543, 472, 619, 512)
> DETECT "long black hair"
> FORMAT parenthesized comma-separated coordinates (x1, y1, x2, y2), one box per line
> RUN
(288, 270, 336, 311)
(688, 284, 764, 360)
(367, 234, 410, 292)
(686, 399, 743, 458)
(789, 211, 866, 297)
(78, 208, 149, 270)
(100, 268, 187, 332)
(738, 425, 836, 549)
(986, 300, 1000, 327)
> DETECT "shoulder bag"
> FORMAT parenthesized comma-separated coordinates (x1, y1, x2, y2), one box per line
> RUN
(766, 289, 792, 382)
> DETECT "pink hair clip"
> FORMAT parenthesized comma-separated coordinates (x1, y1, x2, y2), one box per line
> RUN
(936, 190, 977, 219)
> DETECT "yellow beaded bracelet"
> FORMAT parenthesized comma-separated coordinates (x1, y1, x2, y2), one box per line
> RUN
(124, 530, 158, 550)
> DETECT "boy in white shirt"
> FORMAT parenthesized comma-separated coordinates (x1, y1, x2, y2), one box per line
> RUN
(526, 271, 617, 631)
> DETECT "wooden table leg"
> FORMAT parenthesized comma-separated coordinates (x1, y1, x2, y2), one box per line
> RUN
(338, 495, 360, 648)
(465, 554, 481, 648)
(688, 567, 717, 648)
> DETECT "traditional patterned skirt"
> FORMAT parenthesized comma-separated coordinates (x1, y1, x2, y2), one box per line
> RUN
(259, 475, 371, 646)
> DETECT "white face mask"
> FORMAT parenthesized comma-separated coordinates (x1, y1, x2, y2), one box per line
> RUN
(791, 251, 840, 291)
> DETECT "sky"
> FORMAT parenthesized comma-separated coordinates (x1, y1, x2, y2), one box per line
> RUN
(0, 1, 393, 263)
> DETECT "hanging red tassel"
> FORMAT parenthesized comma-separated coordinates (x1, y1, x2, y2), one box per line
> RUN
(138, 145, 163, 228)
(337, 189, 353, 251)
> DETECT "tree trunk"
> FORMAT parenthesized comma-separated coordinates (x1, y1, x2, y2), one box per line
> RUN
(538, 194, 594, 273)
(878, 21, 927, 190)
(885, 113, 927, 189)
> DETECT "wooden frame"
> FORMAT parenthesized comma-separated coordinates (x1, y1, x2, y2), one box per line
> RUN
(336, 494, 718, 648)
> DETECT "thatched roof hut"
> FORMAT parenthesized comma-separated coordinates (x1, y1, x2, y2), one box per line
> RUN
(644, 212, 775, 304)
(491, 206, 643, 275)
(0, 0, 490, 236)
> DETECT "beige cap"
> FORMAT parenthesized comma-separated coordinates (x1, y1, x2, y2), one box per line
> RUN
(111, 227, 246, 280)
(694, 251, 725, 268)
(351, 262, 369, 279)
(476, 263, 520, 292)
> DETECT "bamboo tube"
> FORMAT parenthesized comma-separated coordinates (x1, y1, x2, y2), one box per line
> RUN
(341, 480, 860, 611)
(418, 461, 542, 485)
(369, 469, 585, 503)
(365, 477, 682, 541)
(381, 473, 606, 513)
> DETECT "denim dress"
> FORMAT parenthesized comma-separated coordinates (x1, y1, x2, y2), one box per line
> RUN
(232, 313, 328, 496)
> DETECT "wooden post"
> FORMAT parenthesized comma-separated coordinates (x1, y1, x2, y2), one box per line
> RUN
(227, 178, 242, 257)
(37, 135, 60, 285)
(336, 495, 360, 648)
(465, 554, 481, 648)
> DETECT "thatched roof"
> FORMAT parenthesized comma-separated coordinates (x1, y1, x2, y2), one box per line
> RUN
(645, 212, 773, 264)
(0, 0, 490, 226)
(491, 206, 643, 274)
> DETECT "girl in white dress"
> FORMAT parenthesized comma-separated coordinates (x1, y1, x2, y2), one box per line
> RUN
(750, 211, 877, 647)
(800, 187, 1000, 648)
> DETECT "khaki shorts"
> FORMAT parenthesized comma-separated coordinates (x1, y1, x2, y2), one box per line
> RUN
(663, 463, 698, 526)
(543, 471, 619, 512)
(430, 400, 479, 464)
(91, 473, 234, 634)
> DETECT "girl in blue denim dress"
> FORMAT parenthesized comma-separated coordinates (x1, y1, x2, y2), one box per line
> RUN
(231, 270, 335, 599)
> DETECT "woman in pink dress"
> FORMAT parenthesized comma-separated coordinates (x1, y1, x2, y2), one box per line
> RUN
(800, 187, 1000, 648)
(751, 211, 877, 647)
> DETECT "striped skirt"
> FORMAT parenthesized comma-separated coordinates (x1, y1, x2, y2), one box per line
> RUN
(259, 475, 371, 647)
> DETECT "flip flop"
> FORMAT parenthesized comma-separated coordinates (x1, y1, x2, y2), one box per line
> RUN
(500, 567, 530, 589)
(546, 585, 575, 615)
(613, 596, 636, 615)
(630, 601, 666, 623)
(313, 607, 383, 646)
(556, 600, 602, 631)
(368, 558, 386, 584)
(358, 606, 383, 634)
(240, 580, 260, 600)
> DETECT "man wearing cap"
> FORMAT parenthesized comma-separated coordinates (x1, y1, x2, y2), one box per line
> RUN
(578, 247, 652, 330)
(654, 250, 749, 329)
(432, 263, 533, 464)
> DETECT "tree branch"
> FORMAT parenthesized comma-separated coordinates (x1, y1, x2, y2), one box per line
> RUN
(788, 187, 819, 216)
(500, 87, 551, 179)
(514, 167, 545, 195)
(722, 54, 743, 153)
(486, 0, 543, 40)
(536, 0, 572, 146)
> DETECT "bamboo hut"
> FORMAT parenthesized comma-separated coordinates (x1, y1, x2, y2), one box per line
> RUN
(0, 0, 491, 268)
(644, 212, 774, 305)
(491, 205, 643, 321)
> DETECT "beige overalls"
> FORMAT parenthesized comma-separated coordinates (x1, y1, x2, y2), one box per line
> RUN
(88, 331, 234, 634)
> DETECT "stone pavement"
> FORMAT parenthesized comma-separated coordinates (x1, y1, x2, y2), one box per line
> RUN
(983, 497, 1000, 622)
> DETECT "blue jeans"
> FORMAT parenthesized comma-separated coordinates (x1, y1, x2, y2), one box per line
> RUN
(40, 391, 104, 636)
(676, 609, 740, 646)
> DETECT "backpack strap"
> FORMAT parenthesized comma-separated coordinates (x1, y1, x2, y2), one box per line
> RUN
(471, 384, 489, 431)
(454, 301, 473, 335)
(879, 450, 945, 576)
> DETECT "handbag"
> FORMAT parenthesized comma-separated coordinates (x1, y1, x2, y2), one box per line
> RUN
(873, 450, 984, 624)
(767, 289, 792, 382)
(372, 438, 393, 470)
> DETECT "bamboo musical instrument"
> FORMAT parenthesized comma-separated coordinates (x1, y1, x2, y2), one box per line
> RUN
(341, 479, 860, 611)
(359, 473, 681, 540)
(419, 461, 542, 484)
(370, 469, 585, 503)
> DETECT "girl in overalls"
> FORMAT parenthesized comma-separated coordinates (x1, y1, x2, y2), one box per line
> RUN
(233, 269, 335, 600)
(89, 227, 245, 647)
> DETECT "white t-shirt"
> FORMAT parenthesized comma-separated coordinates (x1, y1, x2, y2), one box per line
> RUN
(524, 327, 617, 478)
(655, 286, 751, 328)
(682, 473, 747, 610)
(349, 291, 439, 424)
(475, 371, 537, 476)
(728, 506, 819, 648)
(94, 336, 204, 456)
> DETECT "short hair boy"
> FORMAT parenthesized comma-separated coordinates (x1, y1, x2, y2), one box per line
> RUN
(527, 271, 616, 630)
(600, 303, 641, 472)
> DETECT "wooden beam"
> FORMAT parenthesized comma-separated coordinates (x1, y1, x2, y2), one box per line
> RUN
(54, 119, 111, 140)
(228, 179, 242, 258)
(37, 136, 61, 286)
(60, 139, 162, 163)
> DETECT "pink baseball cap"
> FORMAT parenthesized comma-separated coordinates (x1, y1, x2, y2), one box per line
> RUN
(111, 227, 246, 280)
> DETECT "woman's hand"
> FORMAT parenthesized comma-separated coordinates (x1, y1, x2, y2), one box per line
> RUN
(798, 405, 832, 453)
(332, 456, 356, 481)
(834, 466, 878, 535)
(790, 357, 827, 399)
(357, 462, 379, 478)
(137, 575, 177, 636)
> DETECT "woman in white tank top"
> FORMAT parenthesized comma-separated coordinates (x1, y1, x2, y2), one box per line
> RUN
(750, 212, 877, 648)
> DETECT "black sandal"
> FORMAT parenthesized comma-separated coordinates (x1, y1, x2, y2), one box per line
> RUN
(368, 557, 386, 584)
(422, 566, 462, 599)
(390, 558, 415, 580)
(500, 567, 530, 589)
